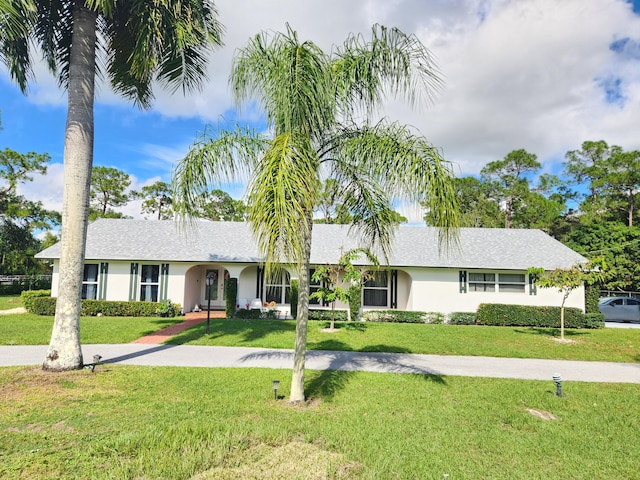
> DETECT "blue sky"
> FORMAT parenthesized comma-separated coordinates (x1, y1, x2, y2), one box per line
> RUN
(2, 0, 640, 221)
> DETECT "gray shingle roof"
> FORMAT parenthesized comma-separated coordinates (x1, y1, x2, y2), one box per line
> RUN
(36, 218, 586, 270)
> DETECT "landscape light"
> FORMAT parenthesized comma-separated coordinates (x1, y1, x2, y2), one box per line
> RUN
(272, 380, 280, 400)
(553, 373, 563, 397)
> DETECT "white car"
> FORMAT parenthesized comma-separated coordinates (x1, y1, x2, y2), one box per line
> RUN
(598, 297, 640, 323)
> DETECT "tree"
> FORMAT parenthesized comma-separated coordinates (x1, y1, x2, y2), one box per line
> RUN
(89, 166, 134, 220)
(529, 259, 606, 341)
(173, 25, 459, 402)
(594, 150, 640, 227)
(0, 0, 223, 371)
(138, 181, 173, 220)
(196, 189, 246, 221)
(481, 149, 540, 229)
(311, 248, 379, 329)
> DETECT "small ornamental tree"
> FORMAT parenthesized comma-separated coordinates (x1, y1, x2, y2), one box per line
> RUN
(528, 258, 606, 340)
(311, 248, 379, 329)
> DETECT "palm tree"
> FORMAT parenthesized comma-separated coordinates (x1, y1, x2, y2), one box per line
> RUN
(173, 25, 459, 402)
(0, 0, 223, 371)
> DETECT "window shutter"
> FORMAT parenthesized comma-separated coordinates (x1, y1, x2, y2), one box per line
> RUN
(459, 271, 467, 293)
(529, 274, 537, 295)
(256, 266, 264, 299)
(99, 263, 109, 300)
(391, 269, 398, 309)
(129, 263, 139, 301)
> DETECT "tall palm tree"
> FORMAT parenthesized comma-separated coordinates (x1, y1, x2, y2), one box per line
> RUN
(173, 25, 459, 402)
(0, 0, 223, 371)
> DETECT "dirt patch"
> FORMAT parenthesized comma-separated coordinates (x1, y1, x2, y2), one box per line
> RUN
(552, 338, 576, 344)
(526, 408, 558, 420)
(320, 328, 339, 333)
(0, 307, 27, 315)
(191, 441, 362, 480)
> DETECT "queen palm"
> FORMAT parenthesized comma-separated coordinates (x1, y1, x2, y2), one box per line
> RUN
(0, 0, 223, 371)
(173, 25, 459, 402)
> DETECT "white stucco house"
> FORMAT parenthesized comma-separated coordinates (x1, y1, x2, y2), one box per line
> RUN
(36, 218, 588, 315)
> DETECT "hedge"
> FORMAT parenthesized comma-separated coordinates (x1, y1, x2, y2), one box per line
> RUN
(224, 277, 238, 319)
(28, 297, 182, 317)
(20, 290, 51, 312)
(476, 303, 604, 329)
(308, 308, 348, 321)
(448, 312, 477, 325)
(361, 310, 445, 324)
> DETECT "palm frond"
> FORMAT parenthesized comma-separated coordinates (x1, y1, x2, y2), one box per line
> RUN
(246, 132, 320, 277)
(172, 125, 269, 220)
(0, 0, 39, 91)
(333, 24, 443, 117)
(231, 25, 335, 139)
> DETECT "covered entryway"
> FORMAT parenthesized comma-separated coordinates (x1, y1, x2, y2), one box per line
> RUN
(201, 266, 229, 309)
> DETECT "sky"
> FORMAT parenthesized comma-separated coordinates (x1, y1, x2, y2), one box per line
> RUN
(2, 0, 640, 223)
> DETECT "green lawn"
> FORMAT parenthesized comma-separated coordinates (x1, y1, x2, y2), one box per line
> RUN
(1, 365, 639, 479)
(0, 294, 22, 310)
(2, 312, 640, 363)
(0, 313, 184, 345)
(169, 318, 640, 363)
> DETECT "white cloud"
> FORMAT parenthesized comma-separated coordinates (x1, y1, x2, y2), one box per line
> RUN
(6, 0, 640, 201)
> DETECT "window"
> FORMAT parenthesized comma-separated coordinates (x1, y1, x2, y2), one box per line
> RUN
(82, 264, 99, 300)
(469, 273, 495, 292)
(140, 265, 160, 302)
(468, 272, 526, 293)
(309, 268, 322, 305)
(498, 273, 525, 293)
(265, 271, 290, 304)
(363, 271, 389, 307)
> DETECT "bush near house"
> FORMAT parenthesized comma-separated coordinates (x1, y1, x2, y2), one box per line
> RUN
(308, 308, 348, 321)
(477, 303, 604, 329)
(20, 290, 51, 311)
(27, 297, 181, 317)
(448, 312, 477, 325)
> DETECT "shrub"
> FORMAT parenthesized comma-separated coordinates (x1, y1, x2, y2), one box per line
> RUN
(289, 279, 298, 320)
(224, 277, 237, 319)
(28, 297, 182, 317)
(585, 284, 601, 314)
(584, 312, 606, 328)
(476, 303, 603, 329)
(448, 312, 477, 325)
(156, 299, 178, 317)
(308, 308, 348, 321)
(347, 284, 361, 321)
(234, 308, 262, 319)
(21, 290, 51, 312)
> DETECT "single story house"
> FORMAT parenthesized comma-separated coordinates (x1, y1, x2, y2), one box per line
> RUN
(36, 218, 588, 315)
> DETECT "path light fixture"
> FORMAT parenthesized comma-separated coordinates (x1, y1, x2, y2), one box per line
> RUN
(205, 272, 214, 335)
(553, 373, 563, 397)
(272, 380, 280, 400)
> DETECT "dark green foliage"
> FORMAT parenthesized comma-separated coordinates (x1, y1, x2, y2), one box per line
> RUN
(584, 283, 601, 314)
(449, 312, 477, 325)
(0, 276, 51, 294)
(28, 297, 181, 317)
(234, 308, 262, 319)
(347, 284, 361, 321)
(476, 303, 603, 329)
(155, 299, 177, 317)
(20, 289, 50, 311)
(308, 308, 348, 321)
(289, 278, 298, 320)
(224, 277, 238, 319)
(584, 313, 606, 328)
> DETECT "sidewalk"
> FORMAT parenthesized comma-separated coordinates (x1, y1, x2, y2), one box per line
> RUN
(1, 344, 639, 383)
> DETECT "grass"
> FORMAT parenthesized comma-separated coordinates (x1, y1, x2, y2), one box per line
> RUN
(168, 318, 640, 363)
(2, 311, 640, 362)
(0, 313, 184, 345)
(0, 294, 22, 310)
(1, 365, 639, 479)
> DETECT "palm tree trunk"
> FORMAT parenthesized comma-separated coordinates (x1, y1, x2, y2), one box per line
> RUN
(290, 216, 313, 402)
(43, 1, 97, 371)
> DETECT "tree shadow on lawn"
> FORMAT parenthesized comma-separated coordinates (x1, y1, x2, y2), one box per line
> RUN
(304, 340, 447, 400)
(513, 327, 590, 338)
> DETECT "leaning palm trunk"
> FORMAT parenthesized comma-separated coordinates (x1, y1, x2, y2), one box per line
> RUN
(43, 3, 97, 371)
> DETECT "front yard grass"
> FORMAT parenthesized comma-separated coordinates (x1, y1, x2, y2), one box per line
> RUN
(170, 318, 640, 363)
(0, 294, 22, 310)
(0, 313, 184, 345)
(1, 365, 639, 479)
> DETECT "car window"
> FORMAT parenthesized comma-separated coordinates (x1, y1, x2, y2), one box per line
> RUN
(611, 299, 624, 306)
(626, 299, 639, 306)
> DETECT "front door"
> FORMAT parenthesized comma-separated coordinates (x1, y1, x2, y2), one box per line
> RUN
(202, 267, 226, 309)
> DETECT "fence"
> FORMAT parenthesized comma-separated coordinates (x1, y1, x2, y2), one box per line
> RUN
(600, 290, 640, 299)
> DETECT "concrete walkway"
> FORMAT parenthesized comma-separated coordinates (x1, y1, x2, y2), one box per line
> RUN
(1, 344, 639, 383)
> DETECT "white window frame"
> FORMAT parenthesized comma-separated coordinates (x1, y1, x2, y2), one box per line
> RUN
(140, 264, 160, 302)
(363, 271, 389, 307)
(82, 264, 99, 300)
(264, 271, 291, 304)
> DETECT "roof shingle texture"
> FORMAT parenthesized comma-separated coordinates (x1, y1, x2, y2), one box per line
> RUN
(36, 219, 586, 271)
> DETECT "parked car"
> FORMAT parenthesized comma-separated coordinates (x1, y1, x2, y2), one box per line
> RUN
(598, 297, 640, 322)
